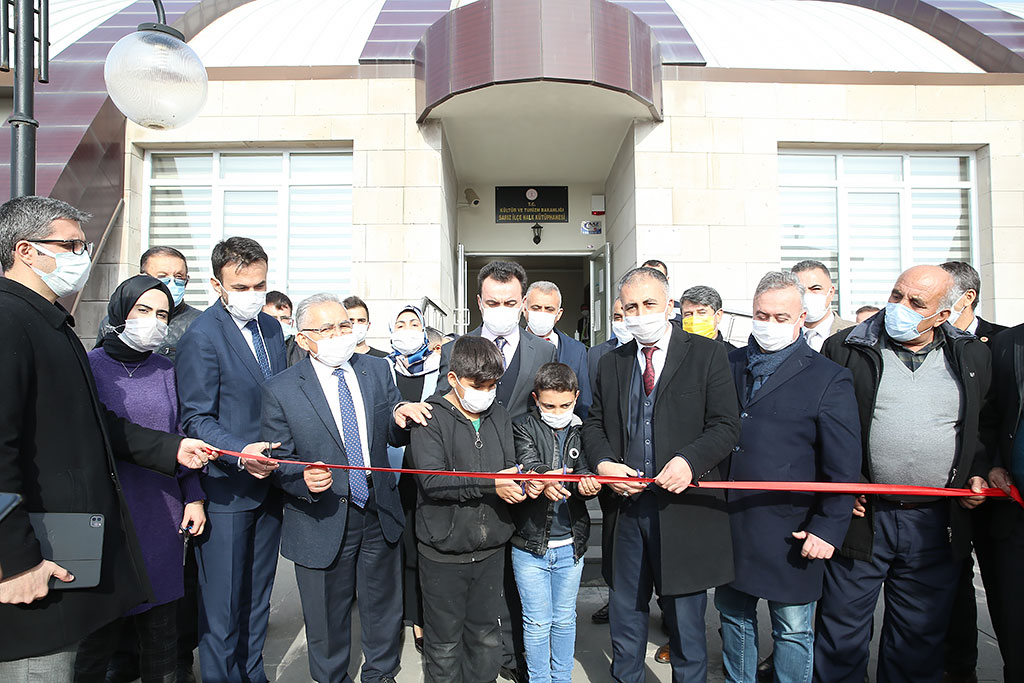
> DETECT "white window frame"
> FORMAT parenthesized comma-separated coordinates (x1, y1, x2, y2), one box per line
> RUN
(779, 149, 979, 318)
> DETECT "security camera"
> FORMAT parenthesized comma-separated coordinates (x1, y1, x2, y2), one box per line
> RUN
(465, 188, 480, 207)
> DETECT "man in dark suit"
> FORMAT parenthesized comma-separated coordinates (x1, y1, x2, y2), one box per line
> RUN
(523, 280, 592, 418)
(583, 266, 741, 683)
(261, 293, 428, 683)
(176, 237, 288, 683)
(587, 298, 630, 391)
(717, 271, 861, 682)
(641, 259, 682, 326)
(436, 260, 555, 682)
(939, 260, 1008, 683)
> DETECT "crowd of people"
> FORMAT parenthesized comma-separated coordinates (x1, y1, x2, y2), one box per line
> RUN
(0, 193, 1021, 683)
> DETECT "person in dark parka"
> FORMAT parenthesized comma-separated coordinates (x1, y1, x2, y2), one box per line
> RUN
(0, 196, 212, 674)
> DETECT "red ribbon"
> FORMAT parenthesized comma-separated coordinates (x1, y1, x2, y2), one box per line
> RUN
(210, 448, 1024, 507)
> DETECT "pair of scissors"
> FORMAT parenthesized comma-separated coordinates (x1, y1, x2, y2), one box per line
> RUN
(515, 463, 526, 495)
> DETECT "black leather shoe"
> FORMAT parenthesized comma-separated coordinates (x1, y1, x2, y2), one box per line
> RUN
(499, 666, 526, 683)
(591, 602, 610, 624)
(756, 653, 774, 682)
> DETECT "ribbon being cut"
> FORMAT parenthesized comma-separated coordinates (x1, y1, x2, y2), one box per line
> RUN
(210, 448, 1024, 507)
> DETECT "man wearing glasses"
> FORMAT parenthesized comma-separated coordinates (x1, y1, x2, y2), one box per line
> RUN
(96, 245, 200, 361)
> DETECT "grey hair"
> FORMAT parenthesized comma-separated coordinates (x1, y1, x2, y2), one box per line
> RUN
(295, 292, 343, 330)
(425, 326, 444, 347)
(679, 285, 723, 312)
(526, 280, 562, 306)
(754, 271, 806, 301)
(0, 196, 92, 271)
(937, 271, 960, 311)
(617, 266, 669, 300)
(940, 261, 981, 311)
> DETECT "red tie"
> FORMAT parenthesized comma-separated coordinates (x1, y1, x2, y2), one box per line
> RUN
(642, 346, 657, 395)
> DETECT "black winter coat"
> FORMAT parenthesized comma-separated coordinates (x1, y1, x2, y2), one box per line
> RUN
(0, 277, 181, 661)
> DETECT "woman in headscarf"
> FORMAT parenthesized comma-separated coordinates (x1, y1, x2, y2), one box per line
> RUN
(386, 305, 444, 655)
(75, 275, 206, 683)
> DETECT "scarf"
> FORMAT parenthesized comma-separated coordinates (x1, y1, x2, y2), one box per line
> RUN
(388, 304, 435, 377)
(94, 275, 174, 364)
(745, 334, 803, 401)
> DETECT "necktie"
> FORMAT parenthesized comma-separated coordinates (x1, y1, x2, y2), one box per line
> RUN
(494, 336, 508, 370)
(333, 367, 369, 508)
(642, 345, 657, 395)
(244, 319, 272, 379)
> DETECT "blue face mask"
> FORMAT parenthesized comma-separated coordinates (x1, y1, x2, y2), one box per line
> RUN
(158, 277, 187, 307)
(884, 302, 942, 343)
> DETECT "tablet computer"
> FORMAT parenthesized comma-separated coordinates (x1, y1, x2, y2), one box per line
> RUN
(28, 512, 105, 590)
(0, 493, 20, 522)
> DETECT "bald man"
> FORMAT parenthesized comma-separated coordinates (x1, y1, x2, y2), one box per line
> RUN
(812, 265, 995, 683)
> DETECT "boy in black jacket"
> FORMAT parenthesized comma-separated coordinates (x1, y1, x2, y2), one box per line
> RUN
(511, 362, 601, 683)
(410, 335, 527, 683)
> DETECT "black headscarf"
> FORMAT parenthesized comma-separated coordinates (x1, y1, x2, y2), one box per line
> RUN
(94, 275, 174, 363)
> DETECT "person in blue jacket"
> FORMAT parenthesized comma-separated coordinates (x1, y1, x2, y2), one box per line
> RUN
(522, 281, 592, 419)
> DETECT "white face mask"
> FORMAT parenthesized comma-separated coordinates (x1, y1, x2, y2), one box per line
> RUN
(218, 284, 266, 323)
(624, 305, 670, 345)
(391, 328, 426, 356)
(481, 305, 521, 337)
(752, 320, 797, 352)
(611, 320, 633, 344)
(309, 333, 358, 368)
(351, 323, 369, 344)
(280, 322, 297, 339)
(454, 377, 496, 414)
(119, 317, 169, 352)
(802, 292, 830, 324)
(947, 293, 968, 327)
(526, 311, 558, 338)
(539, 407, 575, 430)
(30, 243, 92, 298)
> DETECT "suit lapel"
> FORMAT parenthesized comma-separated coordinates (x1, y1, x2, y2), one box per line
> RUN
(510, 334, 537, 409)
(614, 342, 635, 430)
(216, 305, 265, 384)
(298, 359, 345, 455)
(731, 351, 749, 408)
(746, 343, 813, 407)
(655, 326, 690, 397)
(351, 355, 375, 451)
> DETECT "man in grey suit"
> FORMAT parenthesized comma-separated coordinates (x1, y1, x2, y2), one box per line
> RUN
(792, 259, 855, 352)
(261, 293, 430, 683)
(435, 260, 556, 682)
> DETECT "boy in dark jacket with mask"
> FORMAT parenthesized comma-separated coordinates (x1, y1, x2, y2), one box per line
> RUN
(511, 362, 601, 683)
(410, 335, 527, 683)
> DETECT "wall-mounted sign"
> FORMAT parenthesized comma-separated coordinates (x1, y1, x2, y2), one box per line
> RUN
(495, 186, 568, 223)
(581, 220, 602, 235)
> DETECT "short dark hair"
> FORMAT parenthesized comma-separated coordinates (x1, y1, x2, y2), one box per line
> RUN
(856, 305, 880, 316)
(140, 245, 187, 273)
(478, 260, 528, 297)
(342, 295, 369, 315)
(940, 261, 981, 310)
(265, 291, 292, 311)
(679, 285, 723, 312)
(0, 196, 92, 272)
(533, 362, 578, 395)
(641, 259, 668, 275)
(211, 236, 268, 282)
(617, 266, 669, 300)
(790, 259, 831, 280)
(449, 335, 505, 384)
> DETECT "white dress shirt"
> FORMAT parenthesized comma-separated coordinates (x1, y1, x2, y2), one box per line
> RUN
(802, 311, 834, 353)
(232, 313, 272, 372)
(635, 323, 673, 387)
(966, 316, 979, 336)
(310, 355, 371, 468)
(480, 324, 521, 368)
(541, 331, 559, 349)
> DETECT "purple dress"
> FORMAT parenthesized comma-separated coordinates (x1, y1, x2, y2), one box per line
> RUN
(88, 348, 205, 614)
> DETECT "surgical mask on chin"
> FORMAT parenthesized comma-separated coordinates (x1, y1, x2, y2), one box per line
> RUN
(682, 314, 717, 339)
(624, 306, 670, 345)
(481, 305, 521, 337)
(391, 329, 426, 356)
(351, 323, 369, 344)
(611, 320, 633, 344)
(526, 311, 557, 338)
(884, 302, 942, 343)
(310, 334, 358, 368)
(454, 378, 496, 414)
(158, 277, 187, 307)
(30, 243, 92, 298)
(218, 284, 266, 322)
(540, 407, 574, 430)
(802, 292, 830, 324)
(751, 320, 797, 352)
(119, 317, 169, 352)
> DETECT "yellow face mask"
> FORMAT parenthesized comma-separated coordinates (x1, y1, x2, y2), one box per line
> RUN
(683, 313, 718, 339)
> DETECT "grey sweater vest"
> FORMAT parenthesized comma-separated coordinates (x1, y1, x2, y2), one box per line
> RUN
(869, 345, 963, 489)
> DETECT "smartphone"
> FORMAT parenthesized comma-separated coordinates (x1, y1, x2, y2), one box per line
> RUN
(0, 493, 21, 522)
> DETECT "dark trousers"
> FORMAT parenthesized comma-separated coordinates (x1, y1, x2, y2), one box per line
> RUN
(195, 494, 282, 683)
(943, 552, 978, 675)
(609, 492, 708, 683)
(974, 502, 1024, 682)
(419, 549, 505, 683)
(813, 501, 959, 683)
(400, 476, 423, 628)
(177, 542, 200, 670)
(500, 546, 527, 673)
(294, 489, 402, 683)
(74, 601, 178, 683)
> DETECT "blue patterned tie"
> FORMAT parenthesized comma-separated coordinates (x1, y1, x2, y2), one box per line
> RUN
(494, 336, 508, 370)
(333, 367, 369, 508)
(244, 319, 272, 379)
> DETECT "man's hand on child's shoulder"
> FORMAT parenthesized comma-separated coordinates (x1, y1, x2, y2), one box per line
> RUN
(394, 401, 433, 428)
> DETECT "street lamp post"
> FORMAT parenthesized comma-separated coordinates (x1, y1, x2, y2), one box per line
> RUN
(2, 0, 50, 198)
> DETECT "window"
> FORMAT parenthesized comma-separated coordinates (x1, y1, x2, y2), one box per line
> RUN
(779, 152, 976, 318)
(145, 150, 354, 308)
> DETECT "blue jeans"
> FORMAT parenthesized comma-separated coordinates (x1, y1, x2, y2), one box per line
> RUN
(716, 584, 815, 683)
(511, 543, 584, 683)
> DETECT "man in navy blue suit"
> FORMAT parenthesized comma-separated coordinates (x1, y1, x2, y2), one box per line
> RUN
(176, 237, 288, 683)
(523, 280, 592, 418)
(717, 271, 861, 682)
(261, 293, 430, 683)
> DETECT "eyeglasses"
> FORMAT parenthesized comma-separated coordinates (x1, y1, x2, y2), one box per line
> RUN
(159, 276, 189, 288)
(300, 322, 352, 337)
(31, 239, 94, 256)
(275, 316, 294, 325)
